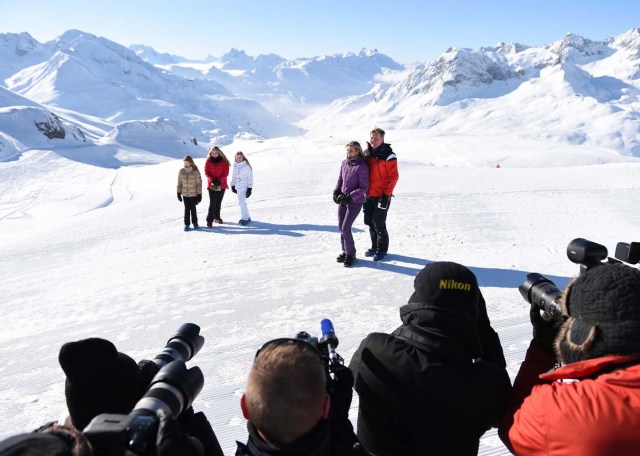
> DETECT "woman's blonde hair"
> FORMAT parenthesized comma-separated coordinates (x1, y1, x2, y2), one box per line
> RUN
(182, 155, 199, 171)
(345, 141, 365, 158)
(208, 146, 230, 166)
(235, 151, 252, 169)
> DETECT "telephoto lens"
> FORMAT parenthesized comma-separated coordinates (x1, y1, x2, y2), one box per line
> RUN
(83, 361, 204, 455)
(138, 323, 205, 387)
(519, 273, 563, 321)
(153, 323, 205, 369)
(133, 360, 204, 419)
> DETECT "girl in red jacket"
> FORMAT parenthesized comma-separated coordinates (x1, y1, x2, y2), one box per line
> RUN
(204, 146, 230, 226)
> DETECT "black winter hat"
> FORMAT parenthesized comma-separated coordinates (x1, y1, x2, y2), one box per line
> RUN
(59, 338, 146, 430)
(407, 261, 480, 321)
(0, 433, 75, 456)
(557, 263, 640, 363)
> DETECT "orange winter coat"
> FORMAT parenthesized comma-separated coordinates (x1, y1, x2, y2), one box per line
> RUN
(500, 345, 640, 456)
(366, 143, 399, 197)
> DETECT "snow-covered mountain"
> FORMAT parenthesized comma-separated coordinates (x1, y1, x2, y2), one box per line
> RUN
(0, 86, 88, 161)
(301, 29, 640, 157)
(3, 26, 640, 456)
(153, 48, 405, 121)
(0, 30, 297, 155)
(2, 28, 640, 165)
(129, 44, 189, 65)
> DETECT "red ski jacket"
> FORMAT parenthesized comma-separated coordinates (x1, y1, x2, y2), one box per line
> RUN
(366, 143, 398, 197)
(500, 344, 640, 456)
(204, 157, 230, 190)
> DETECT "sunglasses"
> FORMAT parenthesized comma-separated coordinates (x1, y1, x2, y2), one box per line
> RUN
(254, 337, 324, 362)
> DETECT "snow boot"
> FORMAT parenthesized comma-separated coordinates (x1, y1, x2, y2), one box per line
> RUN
(364, 248, 376, 257)
(336, 252, 346, 263)
(343, 255, 356, 267)
(373, 250, 387, 262)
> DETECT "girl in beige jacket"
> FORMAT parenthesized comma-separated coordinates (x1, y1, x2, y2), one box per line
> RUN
(177, 155, 203, 230)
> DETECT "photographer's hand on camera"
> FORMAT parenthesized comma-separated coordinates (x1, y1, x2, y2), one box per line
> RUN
(155, 411, 204, 456)
(530, 305, 562, 355)
(177, 407, 224, 456)
(328, 363, 354, 419)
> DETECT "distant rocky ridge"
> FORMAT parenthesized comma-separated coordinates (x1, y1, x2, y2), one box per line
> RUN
(0, 28, 639, 162)
(301, 28, 640, 157)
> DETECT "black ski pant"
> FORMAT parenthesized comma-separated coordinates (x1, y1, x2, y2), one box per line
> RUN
(363, 195, 391, 253)
(207, 188, 226, 222)
(183, 196, 198, 226)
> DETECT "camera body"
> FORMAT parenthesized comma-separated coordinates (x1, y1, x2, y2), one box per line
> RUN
(567, 238, 640, 274)
(521, 239, 639, 321)
(296, 318, 344, 376)
(83, 324, 205, 455)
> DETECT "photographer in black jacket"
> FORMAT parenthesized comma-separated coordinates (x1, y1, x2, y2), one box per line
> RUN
(236, 338, 368, 455)
(349, 261, 512, 456)
(0, 336, 222, 456)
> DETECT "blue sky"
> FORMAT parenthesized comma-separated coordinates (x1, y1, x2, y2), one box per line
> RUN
(1, 0, 638, 63)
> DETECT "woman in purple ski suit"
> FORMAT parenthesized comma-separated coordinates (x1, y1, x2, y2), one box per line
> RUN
(333, 141, 369, 267)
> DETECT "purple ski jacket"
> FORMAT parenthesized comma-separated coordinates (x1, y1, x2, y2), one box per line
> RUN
(335, 156, 369, 204)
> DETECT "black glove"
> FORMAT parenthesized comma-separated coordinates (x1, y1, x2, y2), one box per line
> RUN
(328, 364, 354, 420)
(137, 359, 160, 386)
(339, 193, 352, 206)
(178, 407, 225, 456)
(212, 179, 221, 187)
(333, 190, 341, 204)
(177, 193, 182, 202)
(156, 411, 204, 456)
(231, 186, 237, 194)
(378, 193, 390, 210)
(246, 188, 252, 198)
(530, 305, 562, 355)
(196, 194, 202, 204)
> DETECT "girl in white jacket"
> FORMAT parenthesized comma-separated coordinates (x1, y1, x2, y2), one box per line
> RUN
(230, 151, 253, 225)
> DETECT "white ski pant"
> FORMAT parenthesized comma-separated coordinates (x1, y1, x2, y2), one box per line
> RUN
(236, 186, 251, 220)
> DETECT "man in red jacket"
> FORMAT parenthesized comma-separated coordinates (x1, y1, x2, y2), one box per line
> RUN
(363, 128, 399, 262)
(500, 263, 640, 455)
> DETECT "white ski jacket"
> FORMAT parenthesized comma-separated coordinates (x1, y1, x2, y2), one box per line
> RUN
(231, 161, 253, 190)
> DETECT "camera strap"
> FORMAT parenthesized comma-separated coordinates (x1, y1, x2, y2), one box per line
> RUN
(392, 325, 474, 362)
(393, 325, 432, 351)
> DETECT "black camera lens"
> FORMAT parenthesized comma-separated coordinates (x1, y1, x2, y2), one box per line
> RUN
(153, 323, 204, 369)
(133, 361, 204, 419)
(519, 273, 563, 321)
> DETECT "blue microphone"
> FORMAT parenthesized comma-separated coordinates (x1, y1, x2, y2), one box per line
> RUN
(320, 318, 339, 365)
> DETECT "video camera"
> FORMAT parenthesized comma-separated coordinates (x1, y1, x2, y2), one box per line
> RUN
(520, 239, 639, 321)
(83, 323, 205, 455)
(295, 318, 344, 378)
